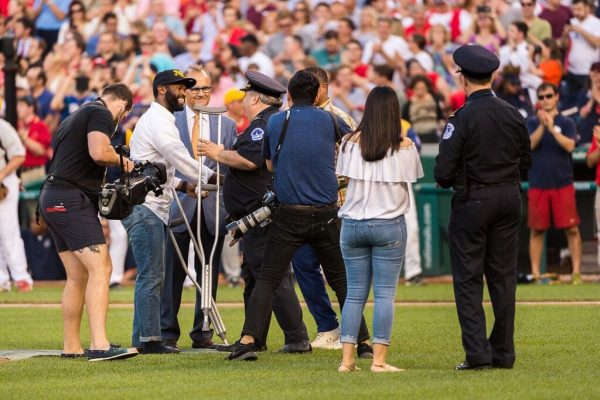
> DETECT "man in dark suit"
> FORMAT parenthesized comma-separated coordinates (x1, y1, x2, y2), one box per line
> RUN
(161, 64, 236, 349)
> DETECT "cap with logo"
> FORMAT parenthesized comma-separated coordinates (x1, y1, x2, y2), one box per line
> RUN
(152, 69, 196, 94)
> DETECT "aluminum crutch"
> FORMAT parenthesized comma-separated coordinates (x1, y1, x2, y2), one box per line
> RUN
(169, 187, 228, 344)
(194, 105, 227, 334)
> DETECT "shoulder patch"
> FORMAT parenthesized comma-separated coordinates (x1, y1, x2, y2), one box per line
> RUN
(250, 128, 264, 141)
(442, 123, 455, 140)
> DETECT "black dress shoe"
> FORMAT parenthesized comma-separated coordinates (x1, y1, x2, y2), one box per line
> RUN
(191, 338, 214, 349)
(227, 342, 258, 361)
(216, 341, 267, 352)
(142, 341, 180, 354)
(162, 339, 179, 351)
(279, 340, 312, 353)
(455, 361, 492, 370)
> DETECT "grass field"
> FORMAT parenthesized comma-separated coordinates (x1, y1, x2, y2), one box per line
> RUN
(0, 284, 599, 400)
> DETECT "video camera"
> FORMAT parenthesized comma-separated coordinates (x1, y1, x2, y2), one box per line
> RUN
(225, 191, 277, 245)
(98, 145, 167, 220)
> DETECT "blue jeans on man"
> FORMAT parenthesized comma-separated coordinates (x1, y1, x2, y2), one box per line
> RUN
(122, 205, 167, 347)
(292, 244, 339, 333)
(340, 216, 407, 345)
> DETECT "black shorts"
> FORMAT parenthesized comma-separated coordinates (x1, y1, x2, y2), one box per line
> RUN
(39, 186, 105, 252)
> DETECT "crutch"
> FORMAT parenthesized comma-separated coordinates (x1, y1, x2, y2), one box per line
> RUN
(194, 105, 227, 335)
(168, 187, 228, 344)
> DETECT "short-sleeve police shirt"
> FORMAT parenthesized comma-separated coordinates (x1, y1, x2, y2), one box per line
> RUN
(47, 102, 114, 203)
(223, 106, 276, 219)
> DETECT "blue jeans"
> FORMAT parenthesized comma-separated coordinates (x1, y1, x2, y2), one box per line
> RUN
(122, 205, 167, 347)
(292, 244, 339, 333)
(340, 216, 406, 346)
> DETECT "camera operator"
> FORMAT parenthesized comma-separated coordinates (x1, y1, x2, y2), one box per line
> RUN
(122, 69, 216, 355)
(38, 83, 138, 362)
(198, 71, 309, 351)
(222, 70, 371, 361)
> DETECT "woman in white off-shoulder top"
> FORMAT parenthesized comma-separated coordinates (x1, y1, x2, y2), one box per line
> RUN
(336, 86, 424, 373)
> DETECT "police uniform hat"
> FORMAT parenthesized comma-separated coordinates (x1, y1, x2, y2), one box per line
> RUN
(241, 71, 287, 98)
(453, 44, 500, 79)
(152, 69, 196, 93)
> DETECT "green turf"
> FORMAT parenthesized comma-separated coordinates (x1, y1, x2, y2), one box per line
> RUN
(0, 303, 599, 399)
(1, 282, 599, 304)
(0, 283, 599, 399)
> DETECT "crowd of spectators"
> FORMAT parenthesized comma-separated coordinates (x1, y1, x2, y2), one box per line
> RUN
(0, 0, 599, 288)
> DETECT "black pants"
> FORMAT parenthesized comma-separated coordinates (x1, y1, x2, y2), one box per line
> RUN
(241, 226, 308, 346)
(449, 184, 520, 367)
(242, 205, 370, 343)
(160, 208, 224, 342)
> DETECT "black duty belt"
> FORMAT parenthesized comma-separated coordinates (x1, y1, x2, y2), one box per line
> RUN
(279, 203, 338, 212)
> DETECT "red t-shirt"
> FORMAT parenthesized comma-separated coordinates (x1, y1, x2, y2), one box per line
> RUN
(587, 139, 600, 184)
(22, 117, 51, 168)
(236, 116, 250, 134)
(354, 64, 368, 78)
(404, 21, 431, 39)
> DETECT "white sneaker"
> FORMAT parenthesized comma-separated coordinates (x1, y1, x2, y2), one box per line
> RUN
(311, 327, 341, 349)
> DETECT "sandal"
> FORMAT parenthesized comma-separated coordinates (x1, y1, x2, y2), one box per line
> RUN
(338, 363, 361, 372)
(371, 364, 405, 372)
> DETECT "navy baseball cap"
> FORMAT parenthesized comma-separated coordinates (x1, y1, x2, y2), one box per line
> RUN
(241, 71, 287, 98)
(453, 44, 500, 78)
(152, 69, 196, 93)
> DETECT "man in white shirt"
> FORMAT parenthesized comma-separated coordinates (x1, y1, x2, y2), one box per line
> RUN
(0, 119, 32, 292)
(238, 34, 275, 78)
(499, 21, 542, 103)
(161, 65, 236, 351)
(562, 0, 600, 109)
(123, 69, 215, 354)
(362, 17, 411, 67)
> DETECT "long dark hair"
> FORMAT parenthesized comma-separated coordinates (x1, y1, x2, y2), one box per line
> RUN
(344, 86, 403, 162)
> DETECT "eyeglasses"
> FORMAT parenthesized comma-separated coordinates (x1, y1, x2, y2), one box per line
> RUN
(521, 2, 534, 6)
(189, 86, 212, 94)
(537, 93, 554, 100)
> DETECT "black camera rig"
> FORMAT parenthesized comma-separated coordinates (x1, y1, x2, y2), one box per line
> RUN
(98, 145, 167, 220)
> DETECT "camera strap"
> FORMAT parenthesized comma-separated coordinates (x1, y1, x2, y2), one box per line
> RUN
(273, 109, 291, 165)
(270, 109, 291, 192)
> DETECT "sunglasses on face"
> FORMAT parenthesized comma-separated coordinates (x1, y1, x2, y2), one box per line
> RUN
(537, 93, 554, 100)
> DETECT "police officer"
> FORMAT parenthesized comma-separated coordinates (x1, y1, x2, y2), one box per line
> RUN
(434, 45, 531, 370)
(197, 71, 309, 351)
